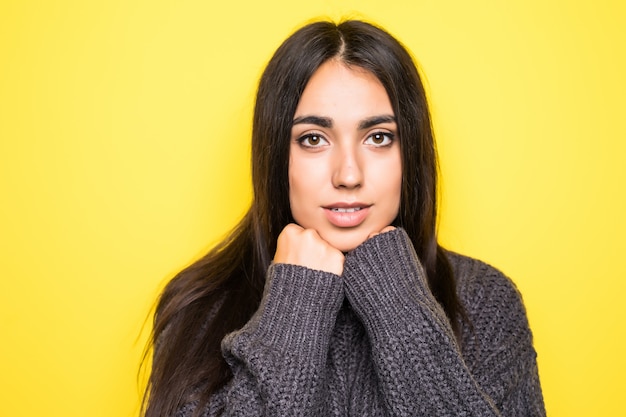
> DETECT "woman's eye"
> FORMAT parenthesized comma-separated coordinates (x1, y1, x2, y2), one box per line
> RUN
(365, 132, 394, 146)
(299, 134, 328, 147)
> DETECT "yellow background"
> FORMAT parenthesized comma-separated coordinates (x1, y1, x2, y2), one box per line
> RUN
(1, 0, 624, 416)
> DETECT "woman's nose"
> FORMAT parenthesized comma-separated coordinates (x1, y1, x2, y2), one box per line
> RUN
(331, 146, 363, 189)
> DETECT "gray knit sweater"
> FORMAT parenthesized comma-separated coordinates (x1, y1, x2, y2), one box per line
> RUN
(180, 228, 545, 416)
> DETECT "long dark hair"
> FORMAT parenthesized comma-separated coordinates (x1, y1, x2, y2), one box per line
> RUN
(142, 19, 463, 417)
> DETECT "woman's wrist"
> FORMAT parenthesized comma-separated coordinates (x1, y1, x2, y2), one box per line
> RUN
(232, 263, 344, 358)
(342, 229, 440, 330)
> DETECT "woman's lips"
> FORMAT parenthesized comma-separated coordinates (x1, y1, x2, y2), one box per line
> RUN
(323, 205, 370, 227)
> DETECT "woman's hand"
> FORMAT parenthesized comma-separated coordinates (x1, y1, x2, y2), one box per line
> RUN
(274, 224, 345, 275)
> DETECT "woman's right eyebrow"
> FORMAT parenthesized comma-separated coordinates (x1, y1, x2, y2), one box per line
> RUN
(292, 115, 333, 128)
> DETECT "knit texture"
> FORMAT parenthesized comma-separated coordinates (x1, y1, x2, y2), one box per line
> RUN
(177, 228, 545, 416)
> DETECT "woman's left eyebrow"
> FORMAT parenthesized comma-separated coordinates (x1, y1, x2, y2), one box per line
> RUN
(358, 115, 396, 130)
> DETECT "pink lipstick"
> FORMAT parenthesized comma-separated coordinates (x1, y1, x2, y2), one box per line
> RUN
(323, 203, 370, 228)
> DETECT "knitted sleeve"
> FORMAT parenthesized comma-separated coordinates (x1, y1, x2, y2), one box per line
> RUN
(182, 262, 344, 417)
(342, 228, 546, 417)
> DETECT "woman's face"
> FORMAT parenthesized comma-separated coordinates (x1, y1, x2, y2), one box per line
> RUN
(288, 60, 402, 252)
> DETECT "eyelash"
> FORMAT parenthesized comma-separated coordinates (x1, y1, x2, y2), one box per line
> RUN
(297, 133, 328, 148)
(364, 132, 395, 147)
(296, 131, 395, 148)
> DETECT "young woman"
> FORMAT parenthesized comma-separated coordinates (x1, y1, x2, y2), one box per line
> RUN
(143, 20, 546, 417)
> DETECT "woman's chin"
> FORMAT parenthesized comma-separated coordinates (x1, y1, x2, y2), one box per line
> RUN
(320, 229, 370, 253)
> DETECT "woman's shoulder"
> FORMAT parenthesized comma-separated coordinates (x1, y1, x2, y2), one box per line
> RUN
(444, 250, 528, 322)
(445, 250, 517, 292)
(444, 251, 541, 408)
